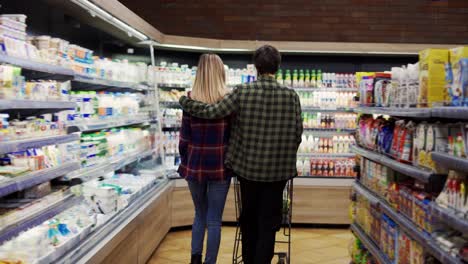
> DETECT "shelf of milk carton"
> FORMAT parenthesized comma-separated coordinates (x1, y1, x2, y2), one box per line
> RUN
(0, 53, 75, 77)
(432, 107, 468, 120)
(353, 182, 464, 264)
(111, 149, 155, 171)
(64, 163, 114, 182)
(351, 145, 437, 183)
(67, 114, 150, 133)
(302, 106, 354, 113)
(0, 99, 76, 110)
(431, 152, 468, 173)
(0, 161, 80, 197)
(57, 180, 170, 263)
(350, 223, 392, 264)
(73, 74, 149, 91)
(293, 87, 358, 92)
(0, 193, 82, 244)
(0, 133, 80, 155)
(157, 83, 190, 90)
(297, 152, 355, 158)
(354, 107, 431, 118)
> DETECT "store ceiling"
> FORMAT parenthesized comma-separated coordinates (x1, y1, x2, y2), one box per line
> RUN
(119, 0, 468, 44)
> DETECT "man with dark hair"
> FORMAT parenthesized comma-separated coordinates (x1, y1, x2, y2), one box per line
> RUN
(179, 44, 303, 264)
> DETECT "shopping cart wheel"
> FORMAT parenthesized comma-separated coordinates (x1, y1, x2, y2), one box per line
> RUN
(277, 253, 288, 264)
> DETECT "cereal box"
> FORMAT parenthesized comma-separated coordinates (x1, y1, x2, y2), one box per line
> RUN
(419, 49, 449, 107)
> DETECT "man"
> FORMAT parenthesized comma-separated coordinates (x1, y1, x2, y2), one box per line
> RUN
(179, 45, 303, 264)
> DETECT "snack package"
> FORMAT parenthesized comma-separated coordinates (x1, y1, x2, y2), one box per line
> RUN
(407, 63, 420, 107)
(373, 73, 391, 107)
(413, 123, 427, 167)
(424, 123, 450, 171)
(450, 47, 468, 106)
(390, 67, 403, 107)
(419, 49, 449, 107)
(461, 59, 468, 106)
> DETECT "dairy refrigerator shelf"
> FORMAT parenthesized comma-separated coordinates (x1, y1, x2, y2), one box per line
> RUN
(353, 182, 464, 264)
(431, 152, 468, 172)
(73, 75, 149, 91)
(56, 180, 170, 263)
(0, 99, 76, 110)
(160, 101, 181, 108)
(64, 163, 114, 182)
(354, 107, 431, 118)
(350, 223, 392, 264)
(67, 116, 150, 132)
(302, 106, 354, 112)
(157, 83, 190, 89)
(0, 162, 80, 197)
(111, 149, 154, 171)
(351, 145, 437, 183)
(297, 153, 355, 158)
(0, 53, 75, 77)
(432, 107, 468, 120)
(0, 134, 80, 155)
(293, 87, 358, 92)
(303, 128, 355, 134)
(0, 194, 82, 244)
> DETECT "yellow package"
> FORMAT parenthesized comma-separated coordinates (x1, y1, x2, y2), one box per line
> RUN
(419, 49, 449, 107)
(450, 46, 468, 68)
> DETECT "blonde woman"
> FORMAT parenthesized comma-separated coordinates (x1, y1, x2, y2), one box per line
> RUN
(178, 54, 232, 264)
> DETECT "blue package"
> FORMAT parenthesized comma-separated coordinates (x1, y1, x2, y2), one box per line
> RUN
(461, 59, 468, 106)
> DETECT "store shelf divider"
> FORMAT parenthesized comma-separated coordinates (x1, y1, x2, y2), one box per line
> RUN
(0, 194, 82, 244)
(0, 100, 76, 110)
(431, 152, 468, 172)
(350, 223, 392, 264)
(431, 107, 468, 120)
(353, 182, 464, 264)
(111, 149, 154, 171)
(297, 152, 355, 158)
(351, 145, 436, 183)
(0, 162, 80, 197)
(67, 116, 150, 133)
(302, 106, 354, 112)
(353, 107, 432, 118)
(64, 163, 114, 182)
(0, 134, 80, 155)
(73, 75, 148, 91)
(430, 203, 468, 234)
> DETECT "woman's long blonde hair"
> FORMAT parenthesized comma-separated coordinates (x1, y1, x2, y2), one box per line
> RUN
(191, 54, 228, 104)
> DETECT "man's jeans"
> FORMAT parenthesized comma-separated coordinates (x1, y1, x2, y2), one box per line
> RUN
(188, 180, 231, 264)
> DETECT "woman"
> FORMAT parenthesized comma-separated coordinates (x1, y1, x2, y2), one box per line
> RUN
(178, 54, 232, 264)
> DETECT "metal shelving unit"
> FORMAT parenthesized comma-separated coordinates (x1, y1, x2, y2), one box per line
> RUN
(294, 87, 358, 92)
(67, 115, 150, 133)
(431, 152, 468, 172)
(354, 182, 464, 264)
(111, 149, 155, 171)
(350, 223, 392, 264)
(302, 106, 354, 112)
(430, 203, 468, 234)
(72, 75, 149, 91)
(64, 163, 114, 182)
(432, 107, 468, 120)
(0, 134, 80, 155)
(0, 162, 80, 197)
(0, 99, 76, 110)
(159, 101, 180, 108)
(157, 83, 190, 90)
(354, 106, 431, 118)
(0, 194, 82, 244)
(0, 53, 75, 78)
(351, 145, 438, 183)
(297, 152, 355, 158)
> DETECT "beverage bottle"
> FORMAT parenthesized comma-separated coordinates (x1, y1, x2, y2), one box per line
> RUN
(276, 69, 283, 84)
(285, 70, 292, 87)
(292, 69, 298, 88)
(299, 69, 305, 87)
(317, 70, 323, 88)
(311, 70, 316, 88)
(305, 69, 311, 88)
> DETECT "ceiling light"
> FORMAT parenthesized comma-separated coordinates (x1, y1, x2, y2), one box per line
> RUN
(70, 0, 148, 41)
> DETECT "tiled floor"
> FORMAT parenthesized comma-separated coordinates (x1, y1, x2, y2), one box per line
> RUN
(148, 227, 352, 264)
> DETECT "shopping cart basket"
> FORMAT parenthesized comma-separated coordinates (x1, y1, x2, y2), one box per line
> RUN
(232, 177, 293, 264)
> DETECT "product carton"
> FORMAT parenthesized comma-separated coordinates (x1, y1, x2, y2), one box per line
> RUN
(419, 49, 449, 107)
(449, 47, 468, 106)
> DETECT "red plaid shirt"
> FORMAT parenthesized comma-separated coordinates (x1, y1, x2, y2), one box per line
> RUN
(178, 111, 232, 182)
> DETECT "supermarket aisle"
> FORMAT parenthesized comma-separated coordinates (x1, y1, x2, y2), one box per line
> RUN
(149, 227, 351, 264)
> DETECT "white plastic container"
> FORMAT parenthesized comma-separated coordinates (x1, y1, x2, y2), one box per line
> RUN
(0, 14, 27, 23)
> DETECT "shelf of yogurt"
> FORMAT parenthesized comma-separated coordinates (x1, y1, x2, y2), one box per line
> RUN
(0, 14, 150, 86)
(276, 69, 357, 89)
(302, 112, 357, 132)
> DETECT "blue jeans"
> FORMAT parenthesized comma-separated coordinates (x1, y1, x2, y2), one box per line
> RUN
(188, 180, 231, 264)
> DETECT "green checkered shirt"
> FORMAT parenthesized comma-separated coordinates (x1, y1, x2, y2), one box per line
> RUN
(179, 75, 303, 182)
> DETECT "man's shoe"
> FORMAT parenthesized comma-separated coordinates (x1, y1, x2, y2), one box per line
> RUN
(190, 254, 202, 264)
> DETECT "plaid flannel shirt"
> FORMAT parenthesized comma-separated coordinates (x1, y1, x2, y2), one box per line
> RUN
(178, 112, 232, 182)
(179, 75, 303, 182)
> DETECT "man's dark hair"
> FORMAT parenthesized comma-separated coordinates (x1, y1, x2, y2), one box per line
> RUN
(253, 45, 281, 75)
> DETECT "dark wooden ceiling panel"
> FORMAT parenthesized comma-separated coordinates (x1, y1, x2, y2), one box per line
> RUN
(118, 0, 468, 44)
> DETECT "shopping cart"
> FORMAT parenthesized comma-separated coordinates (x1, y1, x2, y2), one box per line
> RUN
(232, 177, 293, 264)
